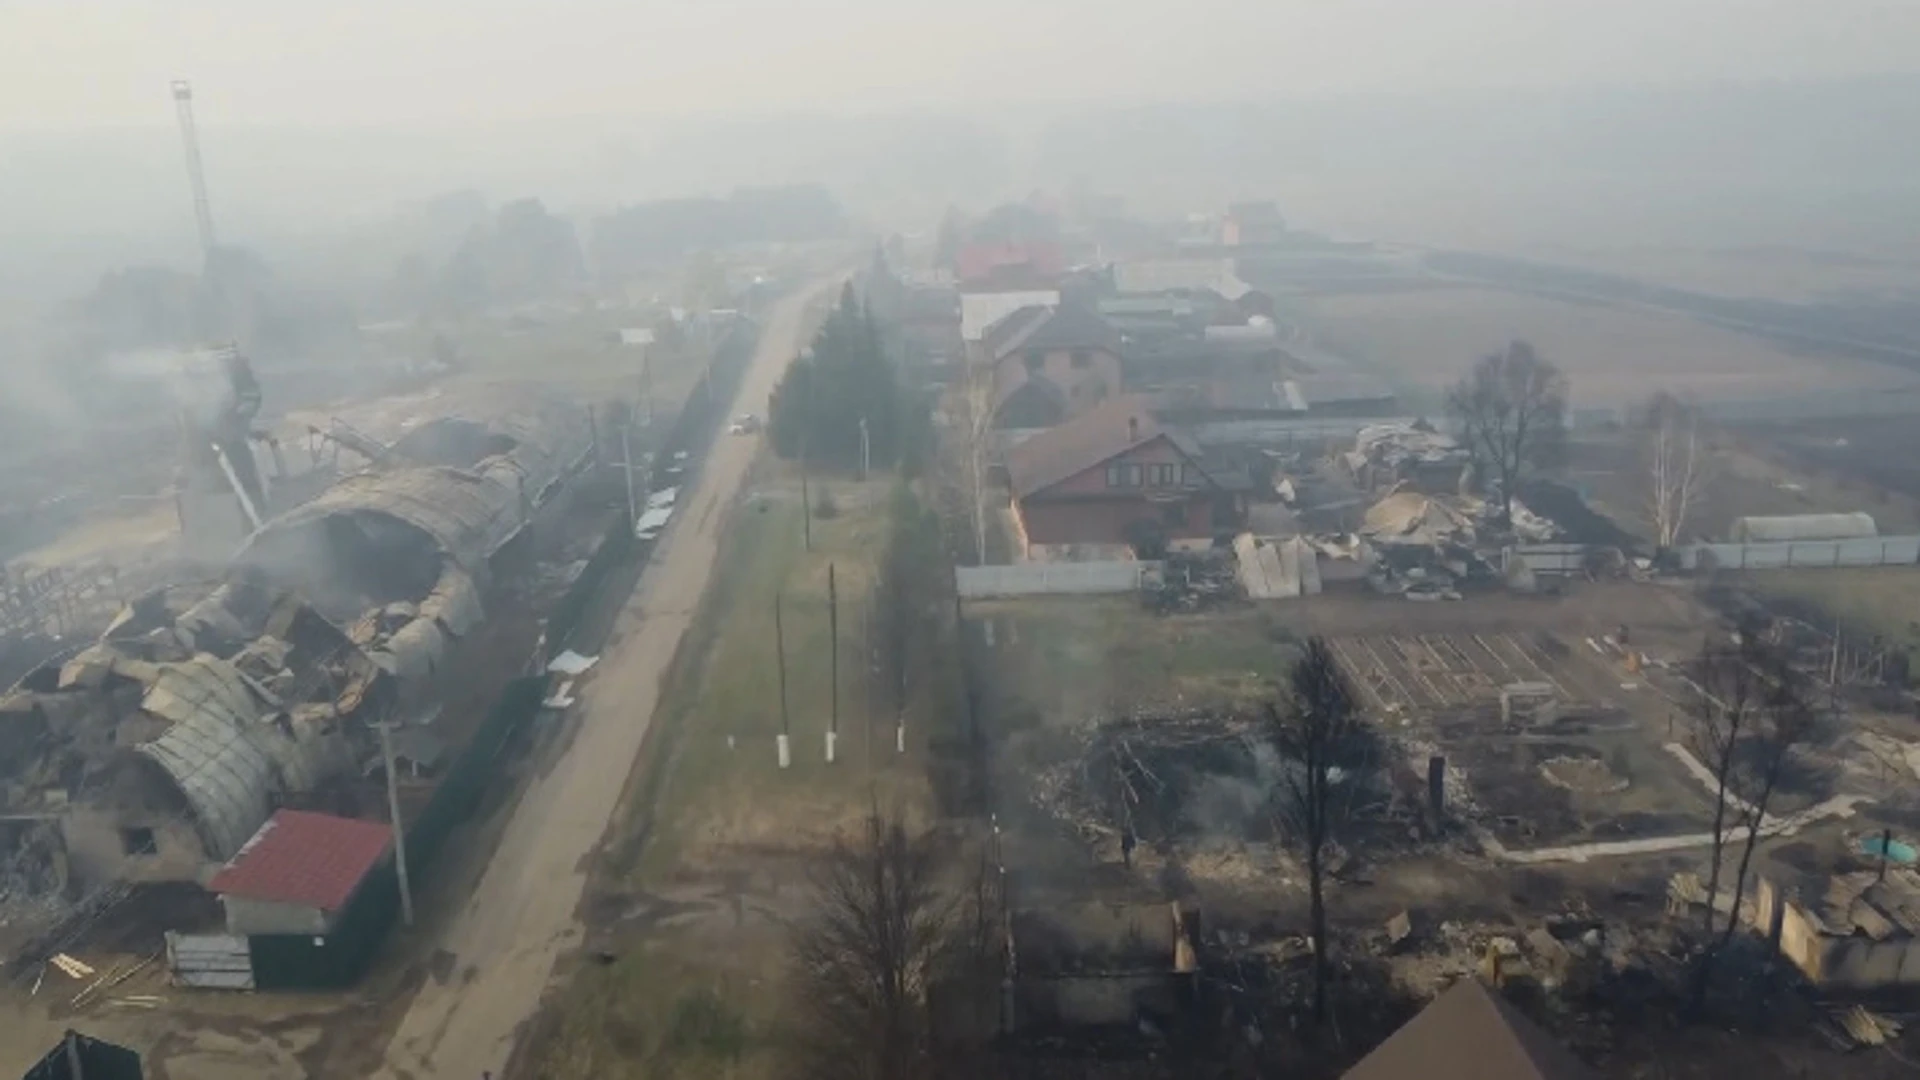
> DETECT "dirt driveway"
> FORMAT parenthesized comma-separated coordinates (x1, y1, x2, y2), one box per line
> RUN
(375, 279, 838, 1080)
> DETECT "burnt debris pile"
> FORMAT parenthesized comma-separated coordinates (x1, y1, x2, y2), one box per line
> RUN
(1034, 711, 1279, 846)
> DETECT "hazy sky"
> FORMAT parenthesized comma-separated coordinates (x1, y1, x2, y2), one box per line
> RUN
(3, 0, 1917, 129)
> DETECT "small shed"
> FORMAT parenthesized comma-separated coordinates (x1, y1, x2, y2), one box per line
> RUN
(1729, 513, 1877, 544)
(207, 810, 393, 937)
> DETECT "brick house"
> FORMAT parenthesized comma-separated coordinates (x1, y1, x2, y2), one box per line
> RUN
(1004, 396, 1243, 557)
(983, 305, 1124, 430)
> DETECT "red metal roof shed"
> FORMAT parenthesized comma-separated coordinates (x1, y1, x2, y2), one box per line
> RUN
(207, 810, 393, 912)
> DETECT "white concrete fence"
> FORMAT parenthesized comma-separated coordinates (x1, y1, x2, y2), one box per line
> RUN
(955, 561, 1161, 598)
(1679, 536, 1920, 572)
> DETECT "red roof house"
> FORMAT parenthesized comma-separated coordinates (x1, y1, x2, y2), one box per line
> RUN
(208, 810, 393, 935)
(1003, 395, 1243, 557)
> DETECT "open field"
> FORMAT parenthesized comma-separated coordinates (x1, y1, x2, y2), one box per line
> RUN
(962, 597, 1296, 721)
(1569, 428, 1920, 546)
(613, 469, 934, 881)
(527, 466, 948, 1080)
(1746, 415, 1920, 507)
(1302, 285, 1912, 406)
(1735, 568, 1920, 669)
(1536, 244, 1920, 306)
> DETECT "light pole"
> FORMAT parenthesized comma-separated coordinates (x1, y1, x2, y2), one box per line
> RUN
(377, 719, 416, 927)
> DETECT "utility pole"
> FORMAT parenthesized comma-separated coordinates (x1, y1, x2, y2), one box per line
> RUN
(800, 444, 813, 552)
(858, 416, 870, 481)
(863, 597, 875, 776)
(620, 424, 638, 534)
(775, 592, 791, 769)
(171, 80, 219, 264)
(800, 359, 814, 552)
(640, 345, 654, 429)
(827, 563, 839, 763)
(377, 720, 416, 927)
(966, 362, 989, 564)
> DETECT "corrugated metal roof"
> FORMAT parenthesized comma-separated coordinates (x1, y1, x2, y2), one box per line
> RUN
(419, 566, 483, 638)
(136, 658, 282, 860)
(1730, 513, 1878, 544)
(369, 618, 448, 682)
(242, 465, 524, 573)
(207, 810, 391, 911)
(131, 654, 354, 861)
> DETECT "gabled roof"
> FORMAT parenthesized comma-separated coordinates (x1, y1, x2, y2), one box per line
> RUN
(1005, 395, 1205, 499)
(987, 305, 1121, 361)
(208, 809, 393, 912)
(1343, 979, 1600, 1080)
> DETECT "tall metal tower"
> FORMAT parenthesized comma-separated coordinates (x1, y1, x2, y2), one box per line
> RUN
(170, 80, 219, 262)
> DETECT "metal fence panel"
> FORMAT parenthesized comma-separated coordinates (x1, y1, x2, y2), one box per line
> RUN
(166, 932, 254, 990)
(956, 562, 1158, 598)
(1681, 536, 1920, 572)
(249, 675, 549, 990)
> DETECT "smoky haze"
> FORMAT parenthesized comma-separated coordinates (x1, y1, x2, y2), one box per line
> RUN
(1, 1, 1918, 311)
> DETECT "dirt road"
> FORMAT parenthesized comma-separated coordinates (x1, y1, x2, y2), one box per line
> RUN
(376, 279, 837, 1080)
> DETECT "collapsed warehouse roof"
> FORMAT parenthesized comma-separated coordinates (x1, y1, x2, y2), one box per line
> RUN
(0, 406, 585, 887)
(1, 580, 383, 864)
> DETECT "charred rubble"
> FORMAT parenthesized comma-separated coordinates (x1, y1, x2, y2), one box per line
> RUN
(0, 406, 589, 908)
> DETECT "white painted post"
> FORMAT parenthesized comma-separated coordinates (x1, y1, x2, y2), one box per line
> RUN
(777, 733, 791, 769)
(896, 723, 905, 754)
(825, 730, 837, 763)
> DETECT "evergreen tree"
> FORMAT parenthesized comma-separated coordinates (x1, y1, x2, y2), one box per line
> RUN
(768, 283, 912, 471)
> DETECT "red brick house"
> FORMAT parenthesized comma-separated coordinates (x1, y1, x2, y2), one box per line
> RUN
(1004, 396, 1243, 557)
(984, 305, 1124, 430)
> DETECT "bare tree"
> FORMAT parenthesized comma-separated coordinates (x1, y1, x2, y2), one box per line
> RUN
(790, 810, 954, 1080)
(1683, 632, 1817, 1014)
(1642, 392, 1708, 551)
(1447, 341, 1568, 530)
(1267, 636, 1370, 1027)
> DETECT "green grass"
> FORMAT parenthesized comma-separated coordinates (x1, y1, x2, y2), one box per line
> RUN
(537, 936, 780, 1080)
(1741, 567, 1920, 663)
(536, 469, 937, 1080)
(968, 597, 1299, 718)
(614, 471, 932, 882)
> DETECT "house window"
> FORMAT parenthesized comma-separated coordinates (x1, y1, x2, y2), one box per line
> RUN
(1148, 464, 1177, 487)
(1024, 349, 1044, 374)
(1106, 464, 1142, 488)
(1071, 349, 1092, 369)
(120, 827, 158, 856)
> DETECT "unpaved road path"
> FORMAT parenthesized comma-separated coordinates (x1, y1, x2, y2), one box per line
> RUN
(376, 279, 837, 1080)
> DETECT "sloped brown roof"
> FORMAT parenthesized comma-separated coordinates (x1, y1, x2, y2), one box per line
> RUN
(1343, 979, 1600, 1080)
(1005, 395, 1205, 499)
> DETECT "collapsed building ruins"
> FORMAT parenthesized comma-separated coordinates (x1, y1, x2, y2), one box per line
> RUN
(0, 403, 591, 900)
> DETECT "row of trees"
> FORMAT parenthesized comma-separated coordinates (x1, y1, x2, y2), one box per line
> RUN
(768, 284, 922, 473)
(1448, 341, 1710, 552)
